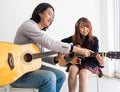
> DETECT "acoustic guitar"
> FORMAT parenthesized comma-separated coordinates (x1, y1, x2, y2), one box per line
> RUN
(0, 42, 57, 86)
(58, 49, 120, 66)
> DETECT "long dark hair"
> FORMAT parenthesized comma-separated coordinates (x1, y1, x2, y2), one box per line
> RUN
(30, 2, 54, 30)
(73, 17, 94, 49)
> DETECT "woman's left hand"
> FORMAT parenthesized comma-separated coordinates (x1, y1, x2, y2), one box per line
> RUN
(96, 52, 105, 66)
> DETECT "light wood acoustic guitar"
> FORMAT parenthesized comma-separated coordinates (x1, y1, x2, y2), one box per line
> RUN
(0, 42, 57, 86)
(58, 46, 120, 66)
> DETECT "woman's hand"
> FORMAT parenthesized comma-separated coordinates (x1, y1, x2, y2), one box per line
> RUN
(55, 53, 65, 61)
(96, 52, 105, 67)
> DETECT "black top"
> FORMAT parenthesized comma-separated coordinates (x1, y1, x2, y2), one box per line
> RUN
(61, 36, 100, 68)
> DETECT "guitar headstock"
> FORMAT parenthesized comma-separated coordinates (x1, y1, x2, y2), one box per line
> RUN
(106, 51, 120, 59)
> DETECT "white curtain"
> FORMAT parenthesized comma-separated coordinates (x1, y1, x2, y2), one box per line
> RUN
(114, 0, 120, 73)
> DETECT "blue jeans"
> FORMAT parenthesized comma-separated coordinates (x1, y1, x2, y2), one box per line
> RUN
(11, 65, 66, 92)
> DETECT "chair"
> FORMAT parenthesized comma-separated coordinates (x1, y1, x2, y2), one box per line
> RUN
(0, 85, 10, 92)
(0, 85, 38, 92)
(89, 74, 100, 92)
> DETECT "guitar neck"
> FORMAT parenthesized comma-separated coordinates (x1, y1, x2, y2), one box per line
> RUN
(32, 51, 120, 60)
(76, 51, 120, 59)
(32, 51, 57, 59)
(90, 52, 105, 57)
(75, 52, 106, 58)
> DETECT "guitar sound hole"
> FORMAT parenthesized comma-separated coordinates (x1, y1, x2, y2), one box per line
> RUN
(24, 53, 32, 62)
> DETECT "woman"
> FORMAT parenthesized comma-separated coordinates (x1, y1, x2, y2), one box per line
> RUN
(56, 17, 105, 92)
(11, 3, 90, 92)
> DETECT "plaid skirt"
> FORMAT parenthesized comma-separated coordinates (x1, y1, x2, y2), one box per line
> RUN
(66, 63, 103, 78)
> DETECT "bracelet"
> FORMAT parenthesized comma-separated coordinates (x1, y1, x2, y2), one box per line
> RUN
(70, 45, 73, 52)
(99, 65, 104, 68)
(54, 57, 58, 64)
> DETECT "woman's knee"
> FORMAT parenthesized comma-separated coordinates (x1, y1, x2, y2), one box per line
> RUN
(69, 65, 79, 73)
(79, 69, 90, 78)
(69, 65, 79, 79)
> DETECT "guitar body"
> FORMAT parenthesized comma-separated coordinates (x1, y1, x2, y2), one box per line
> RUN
(58, 55, 80, 66)
(57, 45, 120, 67)
(0, 42, 41, 86)
(58, 45, 81, 66)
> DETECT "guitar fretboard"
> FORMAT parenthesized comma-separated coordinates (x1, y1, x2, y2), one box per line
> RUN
(32, 51, 57, 59)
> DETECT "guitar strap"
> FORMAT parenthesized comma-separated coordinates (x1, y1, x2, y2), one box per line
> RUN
(40, 46, 44, 53)
(37, 44, 44, 53)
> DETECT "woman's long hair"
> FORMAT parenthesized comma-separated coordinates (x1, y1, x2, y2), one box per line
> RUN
(73, 17, 94, 49)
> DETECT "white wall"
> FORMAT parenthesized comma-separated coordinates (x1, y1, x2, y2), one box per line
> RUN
(0, 0, 101, 42)
(0, 0, 115, 77)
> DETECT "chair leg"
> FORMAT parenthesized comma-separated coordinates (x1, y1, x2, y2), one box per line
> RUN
(96, 76, 100, 92)
(3, 85, 10, 92)
(9, 87, 38, 92)
(89, 74, 100, 92)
